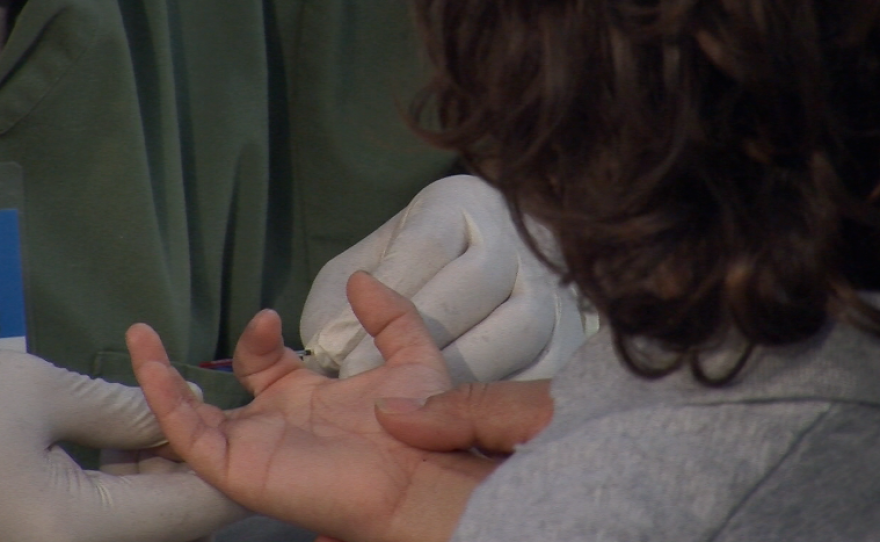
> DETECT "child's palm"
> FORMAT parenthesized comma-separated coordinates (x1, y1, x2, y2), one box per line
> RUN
(128, 272, 489, 542)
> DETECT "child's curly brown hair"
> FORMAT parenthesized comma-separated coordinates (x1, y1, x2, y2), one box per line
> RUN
(409, 0, 880, 384)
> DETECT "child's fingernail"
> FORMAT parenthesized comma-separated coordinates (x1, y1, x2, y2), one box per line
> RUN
(375, 397, 427, 413)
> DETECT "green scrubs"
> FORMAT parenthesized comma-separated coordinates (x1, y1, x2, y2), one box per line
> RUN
(0, 0, 452, 464)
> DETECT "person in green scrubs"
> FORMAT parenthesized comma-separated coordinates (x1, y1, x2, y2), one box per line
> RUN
(0, 1, 448, 540)
(0, 2, 588, 540)
(2, 0, 453, 413)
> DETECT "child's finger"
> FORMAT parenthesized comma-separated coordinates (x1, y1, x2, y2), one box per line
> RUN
(346, 271, 449, 378)
(232, 309, 306, 396)
(127, 324, 229, 481)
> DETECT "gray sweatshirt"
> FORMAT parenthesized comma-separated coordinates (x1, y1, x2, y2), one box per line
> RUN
(452, 317, 880, 541)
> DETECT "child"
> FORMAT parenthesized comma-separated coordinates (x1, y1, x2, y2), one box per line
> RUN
(130, 1, 880, 540)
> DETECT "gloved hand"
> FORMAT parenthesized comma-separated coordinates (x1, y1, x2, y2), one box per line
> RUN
(100, 449, 218, 542)
(0, 349, 248, 542)
(300, 174, 592, 383)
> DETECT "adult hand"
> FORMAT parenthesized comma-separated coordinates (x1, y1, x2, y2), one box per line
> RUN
(375, 380, 554, 456)
(0, 351, 247, 542)
(129, 272, 497, 542)
(300, 174, 589, 383)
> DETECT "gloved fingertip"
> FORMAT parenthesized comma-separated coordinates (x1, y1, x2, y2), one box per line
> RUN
(375, 397, 427, 414)
(186, 381, 204, 401)
(300, 344, 340, 375)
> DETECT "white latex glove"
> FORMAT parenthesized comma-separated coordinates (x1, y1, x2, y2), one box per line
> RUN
(0, 349, 248, 542)
(300, 174, 592, 383)
(100, 448, 225, 542)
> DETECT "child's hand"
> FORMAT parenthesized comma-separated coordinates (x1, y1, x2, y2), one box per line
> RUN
(128, 271, 496, 542)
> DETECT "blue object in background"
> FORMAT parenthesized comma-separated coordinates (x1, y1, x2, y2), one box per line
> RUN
(0, 209, 25, 341)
